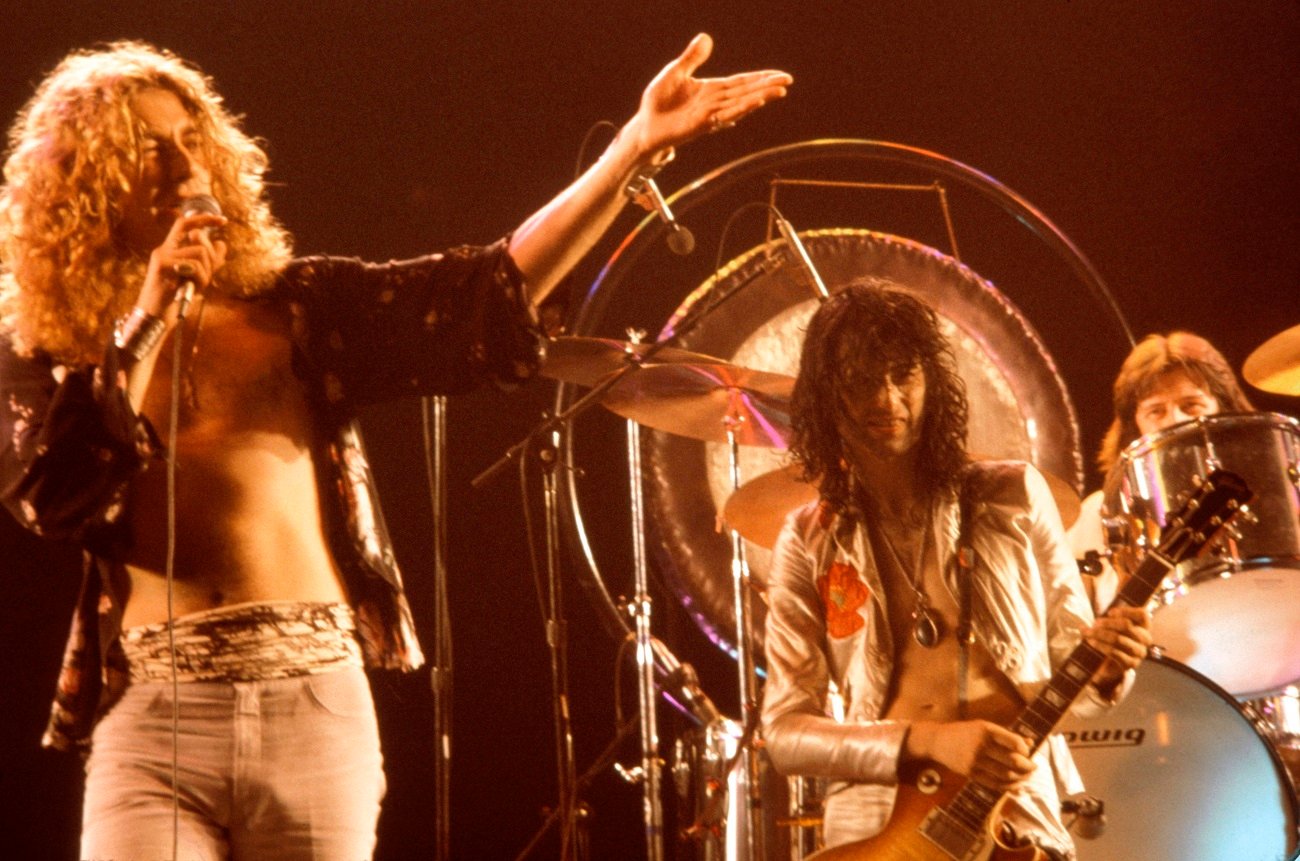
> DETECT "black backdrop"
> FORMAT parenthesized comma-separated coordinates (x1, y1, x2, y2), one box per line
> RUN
(2, 3, 1298, 859)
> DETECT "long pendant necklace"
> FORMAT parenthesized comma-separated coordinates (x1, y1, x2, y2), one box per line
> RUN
(182, 296, 208, 412)
(876, 508, 943, 648)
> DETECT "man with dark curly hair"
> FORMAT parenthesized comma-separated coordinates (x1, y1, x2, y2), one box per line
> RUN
(760, 279, 1151, 859)
(0, 36, 789, 860)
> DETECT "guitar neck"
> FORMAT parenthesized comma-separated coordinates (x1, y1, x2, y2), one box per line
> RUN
(920, 469, 1248, 854)
(946, 547, 1177, 825)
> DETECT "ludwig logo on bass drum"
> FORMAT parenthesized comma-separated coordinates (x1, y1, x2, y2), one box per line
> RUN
(1061, 727, 1146, 748)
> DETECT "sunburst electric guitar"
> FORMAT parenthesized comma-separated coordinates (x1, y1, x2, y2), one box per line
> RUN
(807, 469, 1252, 861)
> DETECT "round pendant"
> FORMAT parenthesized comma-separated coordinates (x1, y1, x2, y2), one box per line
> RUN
(914, 612, 941, 648)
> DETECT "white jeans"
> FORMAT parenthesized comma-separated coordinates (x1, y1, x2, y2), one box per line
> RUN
(80, 667, 385, 861)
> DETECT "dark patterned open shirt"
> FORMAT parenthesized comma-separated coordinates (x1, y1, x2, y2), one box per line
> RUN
(0, 239, 542, 752)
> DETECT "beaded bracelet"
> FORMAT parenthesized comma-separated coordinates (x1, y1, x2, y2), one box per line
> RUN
(113, 307, 166, 364)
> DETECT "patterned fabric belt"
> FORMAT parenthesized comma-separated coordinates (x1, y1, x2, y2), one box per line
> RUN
(120, 601, 363, 684)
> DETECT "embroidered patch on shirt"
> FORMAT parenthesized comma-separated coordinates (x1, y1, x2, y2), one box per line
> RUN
(817, 561, 869, 638)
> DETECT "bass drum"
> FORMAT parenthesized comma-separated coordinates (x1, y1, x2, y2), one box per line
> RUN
(1058, 655, 1298, 861)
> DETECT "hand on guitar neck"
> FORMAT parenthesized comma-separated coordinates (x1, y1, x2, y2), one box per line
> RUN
(1082, 604, 1153, 697)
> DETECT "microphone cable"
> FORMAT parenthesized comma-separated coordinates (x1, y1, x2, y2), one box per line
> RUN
(164, 278, 205, 861)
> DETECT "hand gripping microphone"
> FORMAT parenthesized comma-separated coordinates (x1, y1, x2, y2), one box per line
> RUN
(174, 194, 223, 315)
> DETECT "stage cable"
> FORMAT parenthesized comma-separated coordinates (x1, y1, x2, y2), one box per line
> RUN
(164, 293, 202, 861)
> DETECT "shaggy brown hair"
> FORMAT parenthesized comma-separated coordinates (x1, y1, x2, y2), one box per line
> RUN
(1096, 331, 1254, 474)
(790, 278, 970, 517)
(0, 41, 292, 364)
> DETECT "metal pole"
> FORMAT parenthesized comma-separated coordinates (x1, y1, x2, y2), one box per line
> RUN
(624, 330, 666, 861)
(540, 431, 580, 859)
(725, 412, 764, 861)
(423, 395, 452, 861)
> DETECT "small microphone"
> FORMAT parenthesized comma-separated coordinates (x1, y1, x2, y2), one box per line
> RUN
(627, 175, 695, 255)
(1062, 796, 1106, 839)
(175, 194, 223, 315)
(773, 212, 828, 299)
(649, 636, 722, 725)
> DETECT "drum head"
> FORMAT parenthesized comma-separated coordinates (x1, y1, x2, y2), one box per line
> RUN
(1115, 413, 1300, 696)
(1059, 655, 1298, 860)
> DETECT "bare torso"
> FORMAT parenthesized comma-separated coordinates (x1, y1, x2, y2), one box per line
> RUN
(122, 293, 347, 629)
(874, 516, 1024, 728)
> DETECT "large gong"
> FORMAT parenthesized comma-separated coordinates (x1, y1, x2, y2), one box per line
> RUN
(557, 139, 1124, 659)
(641, 228, 1078, 654)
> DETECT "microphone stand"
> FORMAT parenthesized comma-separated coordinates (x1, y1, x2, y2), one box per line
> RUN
(421, 395, 453, 861)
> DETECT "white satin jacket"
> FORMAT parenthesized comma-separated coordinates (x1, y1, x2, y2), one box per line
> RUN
(760, 461, 1132, 854)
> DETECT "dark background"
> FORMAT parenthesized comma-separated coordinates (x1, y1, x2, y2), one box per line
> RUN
(2, 2, 1297, 859)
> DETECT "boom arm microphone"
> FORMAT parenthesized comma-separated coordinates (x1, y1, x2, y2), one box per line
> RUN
(773, 211, 828, 299)
(627, 174, 695, 256)
(649, 636, 722, 725)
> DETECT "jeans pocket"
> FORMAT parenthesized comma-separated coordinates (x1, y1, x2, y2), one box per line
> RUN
(304, 669, 374, 718)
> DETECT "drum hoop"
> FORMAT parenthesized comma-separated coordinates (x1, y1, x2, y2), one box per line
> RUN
(1141, 652, 1300, 828)
(1120, 410, 1300, 462)
(1168, 554, 1300, 587)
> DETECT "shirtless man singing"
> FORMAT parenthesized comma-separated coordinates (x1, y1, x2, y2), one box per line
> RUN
(0, 36, 790, 860)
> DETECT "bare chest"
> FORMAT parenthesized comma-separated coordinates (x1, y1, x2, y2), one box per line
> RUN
(143, 296, 311, 441)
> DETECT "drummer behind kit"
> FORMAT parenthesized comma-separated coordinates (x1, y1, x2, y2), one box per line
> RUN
(1049, 326, 1300, 861)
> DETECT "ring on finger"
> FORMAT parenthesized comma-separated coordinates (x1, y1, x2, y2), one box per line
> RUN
(173, 261, 196, 278)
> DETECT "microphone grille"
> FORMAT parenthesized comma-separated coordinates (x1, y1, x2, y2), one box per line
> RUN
(180, 194, 223, 218)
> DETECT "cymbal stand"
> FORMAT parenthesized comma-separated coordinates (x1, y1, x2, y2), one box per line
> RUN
(477, 343, 697, 861)
(625, 329, 665, 861)
(536, 428, 581, 860)
(723, 398, 765, 861)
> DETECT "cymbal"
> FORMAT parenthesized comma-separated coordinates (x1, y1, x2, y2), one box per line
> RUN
(721, 464, 817, 549)
(1044, 468, 1081, 529)
(541, 336, 725, 388)
(1243, 323, 1300, 396)
(963, 454, 1080, 529)
(720, 455, 1081, 550)
(600, 362, 794, 446)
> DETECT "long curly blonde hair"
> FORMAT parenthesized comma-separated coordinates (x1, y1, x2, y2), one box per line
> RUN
(0, 41, 292, 365)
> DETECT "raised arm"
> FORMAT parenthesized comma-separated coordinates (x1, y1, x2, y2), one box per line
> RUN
(507, 33, 791, 305)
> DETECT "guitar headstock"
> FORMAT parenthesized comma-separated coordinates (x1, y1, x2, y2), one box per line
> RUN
(1152, 469, 1253, 563)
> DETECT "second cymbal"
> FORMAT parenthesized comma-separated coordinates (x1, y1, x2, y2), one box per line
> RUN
(721, 464, 817, 549)
(721, 455, 1081, 550)
(601, 362, 794, 447)
(1244, 322, 1300, 396)
(541, 336, 725, 388)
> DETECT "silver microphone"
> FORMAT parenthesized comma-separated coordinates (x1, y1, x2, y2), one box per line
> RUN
(774, 212, 828, 299)
(627, 175, 695, 255)
(175, 194, 223, 315)
(649, 636, 721, 725)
